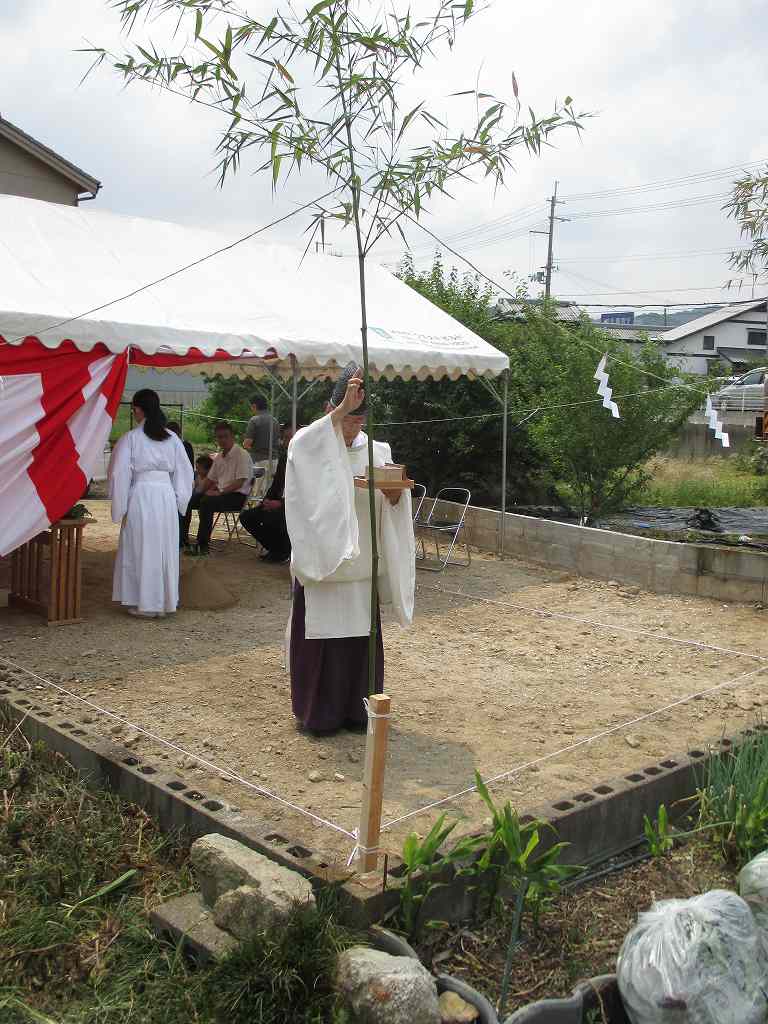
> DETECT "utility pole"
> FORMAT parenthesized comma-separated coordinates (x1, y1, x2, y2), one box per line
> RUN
(531, 181, 568, 299)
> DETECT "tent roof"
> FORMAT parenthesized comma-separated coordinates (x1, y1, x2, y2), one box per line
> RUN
(0, 195, 508, 381)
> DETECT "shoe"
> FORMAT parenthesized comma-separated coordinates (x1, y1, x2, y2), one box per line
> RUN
(188, 546, 210, 558)
(262, 551, 291, 564)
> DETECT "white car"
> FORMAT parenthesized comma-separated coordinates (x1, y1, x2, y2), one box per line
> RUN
(711, 367, 767, 412)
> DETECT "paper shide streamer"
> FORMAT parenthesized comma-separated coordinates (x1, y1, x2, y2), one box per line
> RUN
(704, 395, 730, 448)
(594, 354, 620, 418)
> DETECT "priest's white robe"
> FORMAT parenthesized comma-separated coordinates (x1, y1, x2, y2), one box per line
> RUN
(285, 414, 415, 640)
(109, 427, 194, 614)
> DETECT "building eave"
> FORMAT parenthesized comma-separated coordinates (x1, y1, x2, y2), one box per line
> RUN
(0, 115, 101, 196)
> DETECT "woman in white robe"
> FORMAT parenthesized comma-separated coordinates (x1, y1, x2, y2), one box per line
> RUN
(109, 389, 194, 618)
(285, 367, 415, 733)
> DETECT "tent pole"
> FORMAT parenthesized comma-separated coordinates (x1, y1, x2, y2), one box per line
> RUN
(290, 355, 298, 434)
(500, 369, 509, 558)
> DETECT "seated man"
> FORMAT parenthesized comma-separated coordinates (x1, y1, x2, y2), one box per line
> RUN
(185, 421, 252, 555)
(239, 423, 295, 563)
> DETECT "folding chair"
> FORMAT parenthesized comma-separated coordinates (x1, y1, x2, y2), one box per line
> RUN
(415, 486, 471, 572)
(211, 470, 264, 549)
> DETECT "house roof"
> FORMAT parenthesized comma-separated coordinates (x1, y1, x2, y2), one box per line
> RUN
(495, 298, 581, 323)
(717, 346, 766, 364)
(593, 324, 665, 342)
(0, 115, 100, 197)
(661, 299, 767, 341)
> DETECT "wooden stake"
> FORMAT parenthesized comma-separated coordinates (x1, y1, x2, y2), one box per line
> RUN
(357, 693, 391, 872)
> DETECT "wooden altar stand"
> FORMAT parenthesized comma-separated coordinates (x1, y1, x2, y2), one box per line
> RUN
(9, 518, 91, 626)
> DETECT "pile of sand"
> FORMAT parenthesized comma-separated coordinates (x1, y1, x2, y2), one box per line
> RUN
(180, 561, 239, 611)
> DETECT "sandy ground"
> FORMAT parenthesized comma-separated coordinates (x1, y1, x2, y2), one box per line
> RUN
(1, 499, 767, 868)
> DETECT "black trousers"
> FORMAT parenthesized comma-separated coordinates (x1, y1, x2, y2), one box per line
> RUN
(185, 492, 246, 550)
(239, 506, 290, 556)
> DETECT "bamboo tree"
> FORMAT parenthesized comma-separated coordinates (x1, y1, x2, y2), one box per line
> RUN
(91, 0, 586, 692)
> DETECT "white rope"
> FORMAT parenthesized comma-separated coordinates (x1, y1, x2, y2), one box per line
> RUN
(417, 583, 768, 663)
(183, 409, 250, 424)
(380, 661, 768, 832)
(0, 655, 355, 840)
(346, 827, 382, 867)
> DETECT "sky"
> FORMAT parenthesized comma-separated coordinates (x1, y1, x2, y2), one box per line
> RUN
(4, 0, 768, 311)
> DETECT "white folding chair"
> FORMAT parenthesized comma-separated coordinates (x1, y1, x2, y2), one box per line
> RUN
(415, 486, 472, 572)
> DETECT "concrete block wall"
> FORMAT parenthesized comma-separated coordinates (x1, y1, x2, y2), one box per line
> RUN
(420, 499, 768, 603)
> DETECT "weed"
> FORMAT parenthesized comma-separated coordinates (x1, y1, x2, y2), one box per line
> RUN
(697, 731, 768, 866)
(474, 772, 581, 929)
(397, 815, 482, 941)
(0, 720, 360, 1023)
(644, 804, 674, 858)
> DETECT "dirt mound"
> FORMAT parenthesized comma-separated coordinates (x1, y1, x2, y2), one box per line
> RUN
(180, 560, 239, 611)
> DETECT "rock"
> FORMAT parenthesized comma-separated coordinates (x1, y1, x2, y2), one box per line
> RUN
(736, 693, 755, 710)
(150, 892, 238, 963)
(334, 772, 346, 782)
(190, 834, 315, 911)
(212, 880, 314, 938)
(308, 770, 325, 783)
(438, 990, 479, 1023)
(347, 752, 360, 764)
(625, 734, 641, 749)
(336, 947, 440, 1024)
(317, 751, 329, 760)
(123, 731, 141, 748)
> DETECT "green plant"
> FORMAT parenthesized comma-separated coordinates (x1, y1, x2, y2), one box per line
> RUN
(643, 803, 674, 858)
(474, 772, 581, 927)
(397, 815, 482, 941)
(697, 730, 768, 866)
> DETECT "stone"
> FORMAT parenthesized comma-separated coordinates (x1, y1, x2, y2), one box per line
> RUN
(123, 731, 141, 748)
(625, 734, 641, 748)
(334, 772, 346, 782)
(317, 751, 329, 760)
(347, 752, 360, 764)
(190, 834, 315, 911)
(336, 947, 440, 1024)
(308, 770, 325, 783)
(212, 883, 307, 939)
(438, 990, 479, 1023)
(150, 892, 238, 963)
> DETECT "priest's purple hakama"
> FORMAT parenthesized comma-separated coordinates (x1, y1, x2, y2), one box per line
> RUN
(284, 414, 415, 733)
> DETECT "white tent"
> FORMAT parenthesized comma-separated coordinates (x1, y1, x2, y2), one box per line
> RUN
(0, 195, 508, 381)
(0, 195, 512, 555)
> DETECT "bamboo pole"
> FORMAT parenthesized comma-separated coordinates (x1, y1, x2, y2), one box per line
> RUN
(357, 693, 391, 872)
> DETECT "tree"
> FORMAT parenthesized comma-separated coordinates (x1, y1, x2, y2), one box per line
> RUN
(506, 307, 705, 520)
(382, 253, 546, 505)
(93, 0, 585, 687)
(725, 167, 768, 282)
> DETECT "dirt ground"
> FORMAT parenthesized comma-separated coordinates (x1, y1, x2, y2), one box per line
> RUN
(1, 499, 767, 868)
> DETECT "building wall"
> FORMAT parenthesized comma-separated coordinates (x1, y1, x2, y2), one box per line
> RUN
(662, 315, 768, 374)
(0, 137, 80, 205)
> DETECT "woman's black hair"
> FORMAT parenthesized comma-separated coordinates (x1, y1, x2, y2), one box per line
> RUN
(132, 389, 170, 442)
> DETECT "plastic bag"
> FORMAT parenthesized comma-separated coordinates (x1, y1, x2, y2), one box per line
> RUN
(739, 850, 768, 933)
(617, 889, 768, 1024)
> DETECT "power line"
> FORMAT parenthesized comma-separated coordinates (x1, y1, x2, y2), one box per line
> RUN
(557, 245, 749, 264)
(558, 283, 752, 297)
(568, 192, 730, 221)
(561, 158, 767, 201)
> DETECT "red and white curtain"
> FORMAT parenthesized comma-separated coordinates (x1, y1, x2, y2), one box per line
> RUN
(0, 339, 128, 557)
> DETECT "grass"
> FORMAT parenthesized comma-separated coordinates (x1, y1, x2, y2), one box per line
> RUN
(0, 719, 360, 1023)
(638, 455, 768, 507)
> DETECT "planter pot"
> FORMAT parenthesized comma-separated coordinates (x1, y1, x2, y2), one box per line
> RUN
(367, 926, 500, 1023)
(437, 973, 499, 1024)
(504, 974, 628, 1024)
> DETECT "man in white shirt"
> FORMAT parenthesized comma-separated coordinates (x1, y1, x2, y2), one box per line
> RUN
(186, 421, 252, 555)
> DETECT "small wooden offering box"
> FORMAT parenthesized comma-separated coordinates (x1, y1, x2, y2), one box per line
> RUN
(9, 517, 92, 625)
(354, 463, 414, 491)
